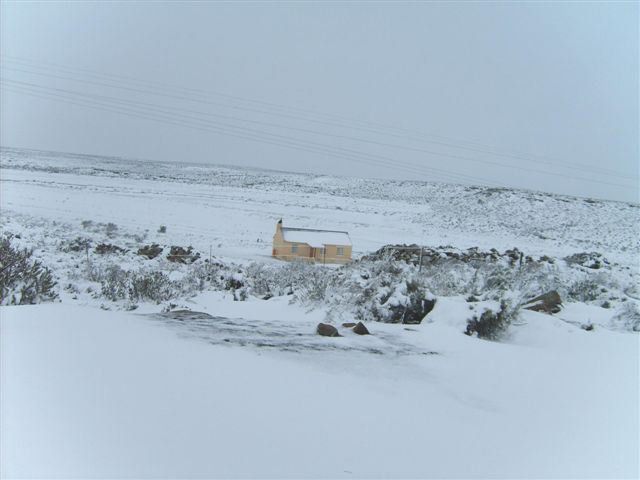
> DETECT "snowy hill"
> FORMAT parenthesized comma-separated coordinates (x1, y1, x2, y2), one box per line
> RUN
(1, 146, 638, 478)
(2, 146, 638, 264)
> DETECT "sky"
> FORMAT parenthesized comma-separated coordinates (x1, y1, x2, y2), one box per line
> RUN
(1, 1, 638, 202)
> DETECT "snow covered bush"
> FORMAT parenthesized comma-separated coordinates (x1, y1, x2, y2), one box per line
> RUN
(0, 234, 57, 305)
(60, 236, 92, 253)
(323, 258, 436, 324)
(292, 265, 331, 303)
(105, 222, 118, 238)
(129, 271, 174, 302)
(567, 279, 601, 302)
(610, 302, 640, 332)
(99, 265, 130, 301)
(99, 266, 176, 303)
(464, 300, 517, 341)
(244, 261, 329, 299)
(355, 278, 435, 324)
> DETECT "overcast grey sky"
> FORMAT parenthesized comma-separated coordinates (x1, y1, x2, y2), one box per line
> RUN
(1, 1, 638, 202)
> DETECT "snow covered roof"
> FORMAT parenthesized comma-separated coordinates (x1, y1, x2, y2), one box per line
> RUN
(281, 227, 351, 248)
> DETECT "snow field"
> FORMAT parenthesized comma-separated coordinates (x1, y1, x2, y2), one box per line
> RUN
(1, 147, 639, 478)
(2, 303, 638, 478)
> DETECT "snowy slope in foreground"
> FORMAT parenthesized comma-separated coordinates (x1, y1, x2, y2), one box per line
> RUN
(2, 302, 638, 478)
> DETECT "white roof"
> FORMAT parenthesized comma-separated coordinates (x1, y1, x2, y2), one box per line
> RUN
(282, 227, 351, 248)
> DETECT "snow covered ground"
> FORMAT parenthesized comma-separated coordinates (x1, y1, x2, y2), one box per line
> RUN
(2, 301, 638, 478)
(2, 146, 638, 264)
(1, 147, 639, 478)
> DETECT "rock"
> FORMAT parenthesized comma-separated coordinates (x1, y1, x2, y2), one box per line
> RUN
(317, 323, 341, 337)
(564, 252, 608, 270)
(342, 322, 356, 328)
(352, 322, 370, 335)
(392, 298, 436, 325)
(160, 310, 216, 321)
(523, 290, 562, 314)
(94, 243, 126, 255)
(137, 243, 163, 259)
(167, 246, 200, 264)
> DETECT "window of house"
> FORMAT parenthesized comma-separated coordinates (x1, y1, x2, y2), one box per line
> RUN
(337, 247, 344, 256)
(291, 243, 298, 253)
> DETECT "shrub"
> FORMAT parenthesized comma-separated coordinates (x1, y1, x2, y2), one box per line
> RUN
(385, 280, 436, 324)
(0, 234, 57, 305)
(61, 236, 92, 253)
(611, 302, 640, 332)
(158, 225, 167, 233)
(129, 271, 174, 302)
(338, 260, 435, 324)
(99, 266, 177, 303)
(100, 265, 130, 301)
(105, 222, 118, 238)
(567, 279, 601, 302)
(464, 301, 516, 340)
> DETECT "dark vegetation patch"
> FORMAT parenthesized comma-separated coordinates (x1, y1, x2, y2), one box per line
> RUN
(362, 245, 540, 268)
(61, 236, 92, 253)
(167, 246, 200, 264)
(0, 234, 57, 305)
(464, 301, 514, 341)
(95, 243, 126, 255)
(564, 252, 609, 270)
(137, 243, 163, 259)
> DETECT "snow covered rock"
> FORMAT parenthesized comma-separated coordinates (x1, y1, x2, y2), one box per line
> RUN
(352, 322, 370, 335)
(317, 323, 341, 337)
(167, 246, 200, 264)
(137, 243, 163, 259)
(564, 252, 609, 270)
(523, 291, 562, 314)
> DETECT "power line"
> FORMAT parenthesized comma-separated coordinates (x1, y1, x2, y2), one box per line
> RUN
(2, 76, 635, 191)
(2, 56, 635, 181)
(1, 83, 502, 187)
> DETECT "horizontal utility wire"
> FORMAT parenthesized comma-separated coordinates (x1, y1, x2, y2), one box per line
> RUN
(1, 74, 636, 191)
(2, 83, 501, 187)
(2, 57, 634, 180)
(5, 77, 636, 189)
(3, 55, 629, 178)
(3, 57, 631, 180)
(0, 80, 493, 185)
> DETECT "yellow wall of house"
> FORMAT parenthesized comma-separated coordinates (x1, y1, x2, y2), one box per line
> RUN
(322, 244, 352, 262)
(272, 221, 352, 264)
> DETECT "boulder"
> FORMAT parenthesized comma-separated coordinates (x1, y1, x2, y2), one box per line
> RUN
(94, 243, 126, 255)
(342, 322, 356, 328)
(137, 243, 163, 259)
(160, 310, 216, 321)
(317, 323, 341, 337)
(167, 246, 200, 264)
(523, 290, 562, 314)
(352, 322, 370, 335)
